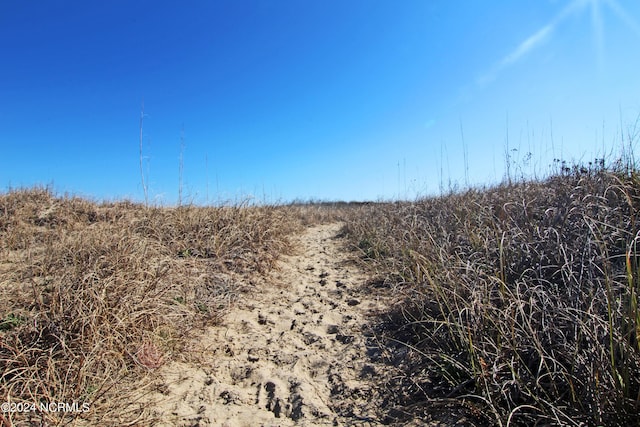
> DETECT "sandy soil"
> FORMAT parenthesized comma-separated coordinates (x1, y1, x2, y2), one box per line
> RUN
(140, 222, 392, 426)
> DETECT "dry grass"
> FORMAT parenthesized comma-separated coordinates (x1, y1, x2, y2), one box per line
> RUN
(342, 160, 640, 426)
(285, 200, 366, 226)
(4, 156, 640, 426)
(0, 187, 301, 426)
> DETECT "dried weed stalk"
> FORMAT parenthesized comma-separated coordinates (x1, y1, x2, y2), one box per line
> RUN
(0, 187, 300, 425)
(343, 162, 640, 426)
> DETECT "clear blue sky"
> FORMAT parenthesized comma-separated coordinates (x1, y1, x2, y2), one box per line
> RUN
(2, 1, 639, 204)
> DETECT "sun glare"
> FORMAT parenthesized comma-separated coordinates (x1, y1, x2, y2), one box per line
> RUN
(588, 0, 605, 70)
(479, 0, 640, 86)
(583, 0, 640, 70)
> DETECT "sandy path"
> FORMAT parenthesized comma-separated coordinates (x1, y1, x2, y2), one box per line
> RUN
(144, 222, 388, 426)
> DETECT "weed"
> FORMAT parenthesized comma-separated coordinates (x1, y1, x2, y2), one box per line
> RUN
(0, 187, 302, 425)
(342, 159, 640, 425)
(0, 313, 25, 332)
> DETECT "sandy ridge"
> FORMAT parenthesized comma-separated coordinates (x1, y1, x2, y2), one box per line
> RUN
(143, 222, 388, 426)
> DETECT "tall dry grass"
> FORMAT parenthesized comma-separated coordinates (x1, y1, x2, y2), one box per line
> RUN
(0, 187, 300, 426)
(285, 200, 366, 226)
(343, 160, 640, 425)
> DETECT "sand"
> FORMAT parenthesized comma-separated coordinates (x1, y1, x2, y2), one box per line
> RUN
(140, 222, 391, 426)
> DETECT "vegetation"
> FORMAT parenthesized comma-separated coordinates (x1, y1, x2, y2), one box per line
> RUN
(2, 151, 640, 425)
(0, 187, 300, 425)
(342, 158, 640, 425)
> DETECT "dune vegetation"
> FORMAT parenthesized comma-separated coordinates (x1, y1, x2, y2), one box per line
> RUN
(1, 152, 639, 426)
(0, 188, 303, 425)
(342, 157, 640, 425)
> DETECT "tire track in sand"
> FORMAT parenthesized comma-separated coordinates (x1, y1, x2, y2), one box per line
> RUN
(145, 222, 389, 426)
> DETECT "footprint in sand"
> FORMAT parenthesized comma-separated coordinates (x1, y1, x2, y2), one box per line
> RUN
(138, 223, 393, 426)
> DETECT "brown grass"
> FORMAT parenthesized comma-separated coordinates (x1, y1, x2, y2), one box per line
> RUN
(342, 160, 640, 425)
(4, 156, 640, 425)
(0, 188, 301, 426)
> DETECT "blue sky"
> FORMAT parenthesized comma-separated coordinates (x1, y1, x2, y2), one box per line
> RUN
(1, 1, 639, 204)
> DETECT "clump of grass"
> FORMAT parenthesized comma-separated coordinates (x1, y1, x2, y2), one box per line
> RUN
(343, 159, 640, 425)
(285, 200, 367, 226)
(0, 187, 300, 425)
